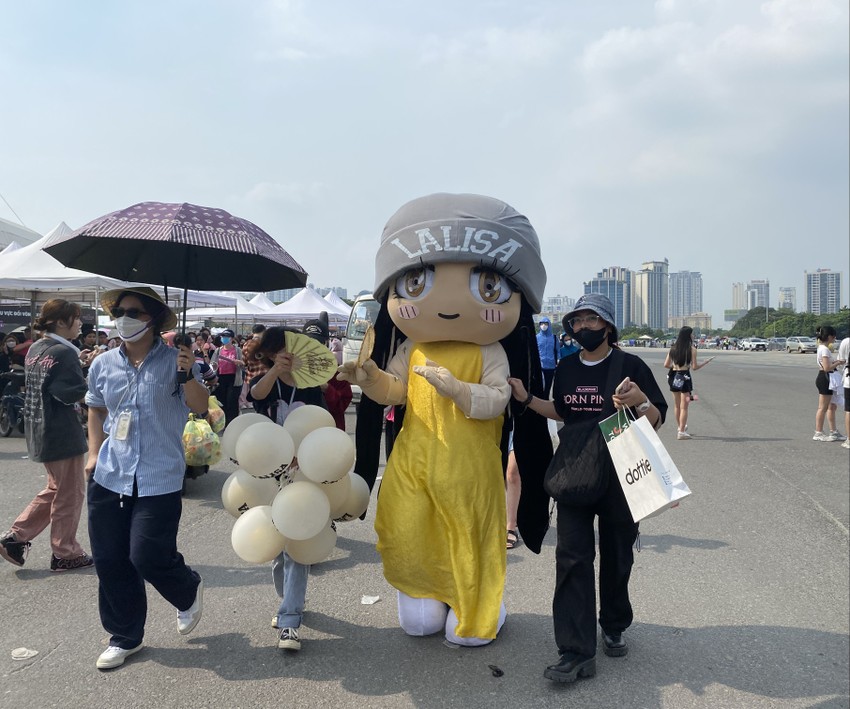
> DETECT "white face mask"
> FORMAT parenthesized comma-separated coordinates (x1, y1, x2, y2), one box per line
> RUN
(5, 341, 15, 349)
(540, 323, 549, 331)
(115, 316, 151, 343)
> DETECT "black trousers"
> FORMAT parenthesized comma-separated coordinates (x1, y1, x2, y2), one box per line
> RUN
(542, 368, 555, 398)
(87, 480, 200, 649)
(215, 373, 239, 424)
(554, 476, 639, 657)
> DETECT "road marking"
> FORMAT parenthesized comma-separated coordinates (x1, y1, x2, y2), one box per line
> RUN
(763, 463, 849, 538)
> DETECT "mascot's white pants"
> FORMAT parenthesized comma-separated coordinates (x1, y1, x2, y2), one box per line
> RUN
(397, 592, 506, 646)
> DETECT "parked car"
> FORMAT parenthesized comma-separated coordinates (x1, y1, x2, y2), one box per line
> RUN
(740, 337, 768, 351)
(767, 337, 787, 351)
(786, 336, 817, 354)
(342, 293, 380, 402)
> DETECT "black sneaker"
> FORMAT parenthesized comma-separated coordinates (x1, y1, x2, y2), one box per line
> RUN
(0, 532, 31, 567)
(277, 627, 301, 651)
(50, 552, 94, 572)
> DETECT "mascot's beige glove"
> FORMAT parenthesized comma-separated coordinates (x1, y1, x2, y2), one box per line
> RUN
(412, 359, 472, 415)
(337, 359, 405, 404)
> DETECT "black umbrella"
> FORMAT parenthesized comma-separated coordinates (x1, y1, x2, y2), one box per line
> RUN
(46, 201, 308, 383)
(44, 201, 308, 331)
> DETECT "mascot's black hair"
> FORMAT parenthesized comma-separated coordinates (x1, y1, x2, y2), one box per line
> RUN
(353, 293, 554, 553)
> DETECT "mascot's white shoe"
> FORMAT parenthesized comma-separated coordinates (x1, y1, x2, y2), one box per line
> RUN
(445, 603, 506, 647)
(397, 593, 448, 636)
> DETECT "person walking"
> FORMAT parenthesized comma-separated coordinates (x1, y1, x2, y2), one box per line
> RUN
(536, 316, 559, 398)
(838, 336, 850, 449)
(663, 326, 714, 440)
(211, 328, 243, 425)
(559, 332, 580, 359)
(508, 293, 667, 684)
(0, 300, 93, 572)
(247, 324, 328, 652)
(85, 287, 209, 670)
(813, 325, 846, 442)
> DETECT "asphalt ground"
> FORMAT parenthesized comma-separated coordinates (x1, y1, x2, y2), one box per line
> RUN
(1, 348, 848, 708)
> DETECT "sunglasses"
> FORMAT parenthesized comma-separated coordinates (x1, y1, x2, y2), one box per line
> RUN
(111, 307, 149, 319)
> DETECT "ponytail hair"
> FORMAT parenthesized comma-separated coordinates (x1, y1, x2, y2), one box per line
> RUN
(33, 299, 80, 334)
(815, 325, 836, 343)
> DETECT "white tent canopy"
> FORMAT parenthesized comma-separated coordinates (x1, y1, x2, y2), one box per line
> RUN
(270, 287, 350, 326)
(323, 290, 351, 315)
(250, 293, 277, 310)
(184, 293, 277, 323)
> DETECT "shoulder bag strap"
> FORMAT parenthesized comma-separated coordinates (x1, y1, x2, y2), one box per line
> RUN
(599, 348, 625, 420)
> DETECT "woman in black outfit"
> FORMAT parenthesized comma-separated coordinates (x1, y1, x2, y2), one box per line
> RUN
(508, 293, 667, 684)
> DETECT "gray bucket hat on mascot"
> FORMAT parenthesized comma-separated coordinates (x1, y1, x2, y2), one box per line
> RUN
(374, 193, 547, 312)
(563, 293, 616, 331)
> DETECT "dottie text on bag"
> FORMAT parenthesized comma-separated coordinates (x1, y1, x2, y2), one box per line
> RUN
(600, 408, 692, 522)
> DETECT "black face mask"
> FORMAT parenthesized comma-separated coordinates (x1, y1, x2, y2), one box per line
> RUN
(572, 327, 608, 352)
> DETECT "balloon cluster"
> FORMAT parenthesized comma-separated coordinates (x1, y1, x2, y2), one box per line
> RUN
(220, 407, 369, 566)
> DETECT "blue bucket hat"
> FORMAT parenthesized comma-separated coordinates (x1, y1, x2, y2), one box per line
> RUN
(563, 293, 616, 331)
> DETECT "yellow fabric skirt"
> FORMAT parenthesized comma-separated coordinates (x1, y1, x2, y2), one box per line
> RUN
(375, 341, 506, 639)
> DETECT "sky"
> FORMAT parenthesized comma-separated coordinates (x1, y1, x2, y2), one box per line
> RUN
(1, 0, 847, 324)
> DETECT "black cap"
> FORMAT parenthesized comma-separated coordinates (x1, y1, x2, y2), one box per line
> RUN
(303, 312, 330, 343)
(221, 329, 235, 338)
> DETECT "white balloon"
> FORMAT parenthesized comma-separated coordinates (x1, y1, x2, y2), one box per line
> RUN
(282, 405, 336, 450)
(235, 422, 295, 479)
(285, 522, 338, 565)
(231, 505, 287, 564)
(271, 481, 331, 540)
(298, 427, 355, 484)
(323, 474, 353, 518)
(221, 468, 280, 518)
(220, 412, 268, 462)
(334, 473, 371, 522)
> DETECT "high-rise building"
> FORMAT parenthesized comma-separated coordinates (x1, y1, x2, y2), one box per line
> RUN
(778, 287, 796, 311)
(805, 269, 842, 315)
(669, 271, 703, 325)
(584, 267, 633, 329)
(634, 260, 668, 329)
(731, 282, 747, 309)
(747, 279, 770, 309)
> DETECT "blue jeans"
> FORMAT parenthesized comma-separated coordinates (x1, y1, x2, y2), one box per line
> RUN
(272, 551, 309, 629)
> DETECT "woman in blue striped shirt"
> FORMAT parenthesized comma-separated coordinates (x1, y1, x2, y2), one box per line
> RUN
(85, 287, 210, 671)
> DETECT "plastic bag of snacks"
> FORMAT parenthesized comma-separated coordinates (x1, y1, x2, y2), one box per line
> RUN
(183, 414, 222, 467)
(207, 395, 226, 434)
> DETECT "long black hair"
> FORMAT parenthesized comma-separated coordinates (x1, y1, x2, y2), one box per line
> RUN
(670, 326, 694, 367)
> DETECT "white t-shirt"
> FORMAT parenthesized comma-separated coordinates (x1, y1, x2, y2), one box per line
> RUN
(838, 337, 850, 389)
(816, 344, 834, 372)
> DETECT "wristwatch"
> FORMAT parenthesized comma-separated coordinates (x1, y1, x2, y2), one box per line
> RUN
(636, 398, 651, 414)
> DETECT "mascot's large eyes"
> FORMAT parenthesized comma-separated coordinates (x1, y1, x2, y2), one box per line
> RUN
(395, 267, 435, 300)
(470, 268, 513, 304)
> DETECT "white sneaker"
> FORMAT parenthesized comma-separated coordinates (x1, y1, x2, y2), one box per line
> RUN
(277, 627, 301, 651)
(813, 432, 832, 442)
(177, 578, 203, 635)
(96, 643, 143, 670)
(829, 431, 847, 441)
(271, 615, 279, 629)
(842, 439, 850, 449)
(677, 431, 691, 440)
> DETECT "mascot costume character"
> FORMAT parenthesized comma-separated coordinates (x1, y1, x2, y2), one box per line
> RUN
(339, 193, 553, 646)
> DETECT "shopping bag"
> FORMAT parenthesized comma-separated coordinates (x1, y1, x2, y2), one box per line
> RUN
(599, 409, 691, 522)
(183, 414, 222, 467)
(207, 395, 226, 434)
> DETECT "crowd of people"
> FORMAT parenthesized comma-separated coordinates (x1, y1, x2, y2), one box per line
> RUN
(0, 280, 846, 683)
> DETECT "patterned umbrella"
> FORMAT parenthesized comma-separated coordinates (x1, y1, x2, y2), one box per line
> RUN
(44, 201, 307, 293)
